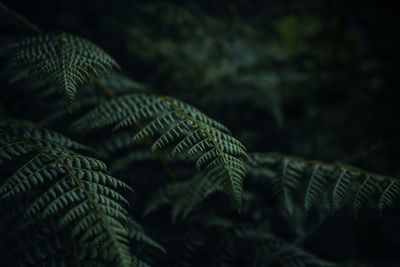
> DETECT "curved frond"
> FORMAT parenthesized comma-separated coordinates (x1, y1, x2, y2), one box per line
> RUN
(144, 173, 222, 221)
(74, 94, 248, 212)
(127, 217, 166, 254)
(0, 119, 91, 164)
(6, 32, 119, 110)
(250, 152, 400, 215)
(0, 120, 139, 266)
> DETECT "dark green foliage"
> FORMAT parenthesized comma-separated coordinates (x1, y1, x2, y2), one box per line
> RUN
(1, 1, 399, 267)
(74, 94, 248, 211)
(0, 120, 138, 266)
(249, 153, 400, 216)
(5, 32, 119, 110)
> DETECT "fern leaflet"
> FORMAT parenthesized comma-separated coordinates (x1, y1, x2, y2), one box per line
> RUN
(250, 152, 400, 215)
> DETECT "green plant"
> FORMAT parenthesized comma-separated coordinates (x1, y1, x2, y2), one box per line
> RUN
(1, 2, 399, 266)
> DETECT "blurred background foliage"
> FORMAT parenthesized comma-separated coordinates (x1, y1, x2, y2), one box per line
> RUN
(5, 0, 399, 169)
(2, 0, 400, 266)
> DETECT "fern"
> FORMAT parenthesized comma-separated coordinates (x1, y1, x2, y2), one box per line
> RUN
(250, 152, 400, 215)
(144, 173, 222, 221)
(1, 3, 399, 266)
(126, 217, 166, 254)
(0, 120, 141, 266)
(74, 94, 248, 212)
(39, 73, 146, 125)
(146, 214, 336, 266)
(5, 32, 119, 110)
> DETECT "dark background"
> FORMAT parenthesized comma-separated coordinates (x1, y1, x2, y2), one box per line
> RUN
(4, 0, 399, 168)
(2, 0, 400, 266)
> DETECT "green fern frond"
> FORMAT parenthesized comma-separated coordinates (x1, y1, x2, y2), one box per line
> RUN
(156, 214, 335, 266)
(144, 173, 222, 221)
(6, 32, 119, 110)
(250, 152, 400, 215)
(74, 94, 248, 212)
(97, 131, 138, 158)
(39, 73, 146, 125)
(0, 119, 91, 164)
(0, 121, 139, 266)
(233, 224, 336, 267)
(96, 130, 185, 173)
(127, 217, 166, 254)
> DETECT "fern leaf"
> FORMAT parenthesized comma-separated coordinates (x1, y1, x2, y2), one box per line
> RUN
(144, 173, 222, 221)
(0, 120, 91, 164)
(74, 94, 248, 212)
(250, 153, 400, 216)
(127, 217, 166, 254)
(6, 32, 119, 110)
(0, 121, 138, 266)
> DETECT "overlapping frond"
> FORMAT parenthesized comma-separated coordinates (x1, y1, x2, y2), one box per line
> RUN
(144, 173, 222, 221)
(74, 94, 248, 211)
(39, 73, 146, 125)
(233, 224, 336, 267)
(147, 214, 335, 267)
(127, 217, 166, 254)
(0, 119, 91, 164)
(0, 120, 139, 266)
(249, 153, 400, 215)
(5, 32, 119, 110)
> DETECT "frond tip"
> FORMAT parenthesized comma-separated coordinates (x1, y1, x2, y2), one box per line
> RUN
(74, 94, 248, 212)
(6, 32, 120, 110)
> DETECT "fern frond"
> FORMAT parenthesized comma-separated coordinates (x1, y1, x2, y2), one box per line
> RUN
(74, 94, 248, 212)
(250, 152, 400, 215)
(0, 119, 91, 164)
(144, 173, 222, 221)
(6, 32, 119, 110)
(233, 224, 336, 267)
(0, 121, 139, 266)
(41, 73, 146, 125)
(127, 217, 166, 254)
(154, 214, 335, 267)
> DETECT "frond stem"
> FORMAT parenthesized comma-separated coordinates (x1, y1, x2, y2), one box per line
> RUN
(262, 152, 400, 183)
(161, 95, 241, 211)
